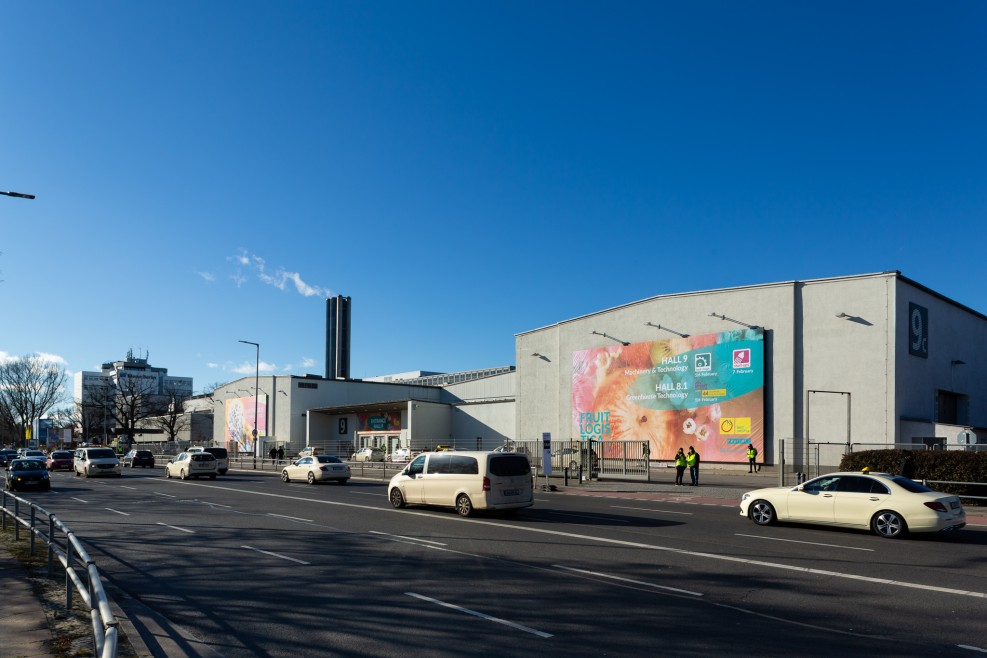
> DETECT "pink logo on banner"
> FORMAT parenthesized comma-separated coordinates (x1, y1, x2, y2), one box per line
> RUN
(733, 348, 751, 369)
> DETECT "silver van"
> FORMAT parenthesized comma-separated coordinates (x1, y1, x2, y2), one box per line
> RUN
(388, 451, 533, 517)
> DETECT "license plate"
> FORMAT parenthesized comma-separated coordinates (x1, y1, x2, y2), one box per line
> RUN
(503, 488, 520, 496)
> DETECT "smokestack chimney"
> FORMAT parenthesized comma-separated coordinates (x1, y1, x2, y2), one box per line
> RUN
(326, 295, 352, 379)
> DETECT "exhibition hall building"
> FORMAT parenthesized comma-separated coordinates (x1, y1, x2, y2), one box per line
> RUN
(211, 272, 985, 471)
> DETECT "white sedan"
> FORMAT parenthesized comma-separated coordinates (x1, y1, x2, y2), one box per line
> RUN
(281, 455, 351, 485)
(351, 447, 385, 462)
(740, 471, 966, 539)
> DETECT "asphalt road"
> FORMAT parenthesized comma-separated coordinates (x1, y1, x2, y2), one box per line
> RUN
(21, 468, 987, 657)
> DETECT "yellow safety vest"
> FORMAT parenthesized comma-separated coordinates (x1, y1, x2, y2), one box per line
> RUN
(747, 448, 757, 460)
(675, 454, 686, 467)
(686, 452, 698, 467)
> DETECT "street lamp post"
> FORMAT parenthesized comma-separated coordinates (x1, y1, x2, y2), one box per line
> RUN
(0, 190, 35, 199)
(238, 340, 260, 466)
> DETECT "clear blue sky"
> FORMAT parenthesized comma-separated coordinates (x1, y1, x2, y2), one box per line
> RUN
(2, 2, 985, 395)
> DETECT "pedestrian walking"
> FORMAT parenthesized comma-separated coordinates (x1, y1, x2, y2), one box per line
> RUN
(899, 450, 915, 479)
(747, 443, 759, 473)
(687, 446, 700, 486)
(277, 446, 285, 461)
(269, 446, 277, 461)
(674, 448, 686, 485)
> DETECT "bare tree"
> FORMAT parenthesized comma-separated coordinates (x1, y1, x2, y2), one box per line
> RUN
(77, 383, 115, 443)
(106, 373, 159, 443)
(142, 383, 191, 442)
(0, 354, 67, 448)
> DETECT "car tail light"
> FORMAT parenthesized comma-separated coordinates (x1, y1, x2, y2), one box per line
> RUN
(482, 476, 490, 492)
(924, 502, 948, 513)
(320, 466, 329, 472)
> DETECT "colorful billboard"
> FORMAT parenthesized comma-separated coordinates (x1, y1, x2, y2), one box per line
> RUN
(357, 411, 401, 432)
(572, 328, 764, 462)
(225, 394, 268, 454)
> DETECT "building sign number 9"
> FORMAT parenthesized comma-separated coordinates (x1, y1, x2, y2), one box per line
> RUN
(908, 302, 928, 359)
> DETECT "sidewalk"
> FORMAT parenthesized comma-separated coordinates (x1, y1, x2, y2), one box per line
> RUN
(0, 544, 54, 658)
(554, 466, 987, 525)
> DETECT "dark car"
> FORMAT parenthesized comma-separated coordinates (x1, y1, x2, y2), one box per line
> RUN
(0, 449, 19, 468)
(122, 449, 155, 468)
(46, 450, 74, 471)
(5, 458, 51, 491)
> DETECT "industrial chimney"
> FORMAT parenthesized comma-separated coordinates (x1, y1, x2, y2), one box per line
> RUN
(326, 295, 351, 379)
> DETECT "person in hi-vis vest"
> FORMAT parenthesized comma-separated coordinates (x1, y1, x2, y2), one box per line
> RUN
(747, 443, 759, 473)
(686, 446, 700, 486)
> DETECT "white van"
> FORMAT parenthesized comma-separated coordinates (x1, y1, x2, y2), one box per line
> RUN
(388, 451, 533, 517)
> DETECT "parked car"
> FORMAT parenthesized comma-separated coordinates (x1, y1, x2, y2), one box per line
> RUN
(122, 449, 156, 468)
(188, 446, 229, 474)
(46, 450, 74, 471)
(5, 458, 51, 491)
(552, 447, 599, 473)
(165, 452, 218, 480)
(73, 447, 122, 478)
(389, 447, 413, 462)
(20, 449, 47, 460)
(297, 447, 321, 458)
(351, 447, 385, 462)
(281, 455, 351, 485)
(0, 449, 20, 467)
(388, 451, 534, 517)
(740, 471, 966, 539)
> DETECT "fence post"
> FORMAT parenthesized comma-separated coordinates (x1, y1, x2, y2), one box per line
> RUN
(1, 490, 6, 531)
(13, 498, 19, 541)
(47, 516, 55, 577)
(65, 538, 73, 609)
(29, 504, 37, 556)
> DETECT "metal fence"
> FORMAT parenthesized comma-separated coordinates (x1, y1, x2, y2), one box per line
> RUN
(1, 490, 119, 658)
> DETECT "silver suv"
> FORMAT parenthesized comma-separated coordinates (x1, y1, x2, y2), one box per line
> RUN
(73, 447, 122, 478)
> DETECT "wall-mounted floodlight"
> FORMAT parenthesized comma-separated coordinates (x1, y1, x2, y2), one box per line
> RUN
(591, 330, 630, 346)
(709, 312, 761, 330)
(645, 321, 689, 338)
(531, 352, 551, 362)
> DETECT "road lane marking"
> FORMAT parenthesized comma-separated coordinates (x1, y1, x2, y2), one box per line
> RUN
(735, 533, 874, 552)
(105, 508, 130, 516)
(156, 522, 194, 534)
(553, 565, 702, 596)
(241, 545, 310, 565)
(370, 531, 447, 546)
(349, 491, 382, 496)
(120, 485, 137, 490)
(612, 505, 694, 515)
(546, 511, 629, 523)
(959, 645, 987, 653)
(267, 513, 313, 523)
(71, 497, 89, 503)
(405, 592, 552, 638)
(177, 481, 987, 599)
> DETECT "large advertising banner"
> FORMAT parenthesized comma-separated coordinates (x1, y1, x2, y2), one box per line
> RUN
(225, 394, 268, 454)
(572, 328, 764, 462)
(357, 411, 401, 432)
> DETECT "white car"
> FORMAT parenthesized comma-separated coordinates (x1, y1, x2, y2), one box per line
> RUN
(740, 471, 966, 539)
(73, 447, 122, 478)
(389, 447, 413, 462)
(165, 452, 218, 480)
(281, 455, 351, 485)
(351, 447, 385, 462)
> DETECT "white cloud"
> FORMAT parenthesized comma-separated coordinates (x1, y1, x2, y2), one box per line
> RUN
(231, 360, 277, 375)
(197, 271, 216, 282)
(224, 249, 331, 298)
(206, 362, 218, 369)
(301, 357, 315, 368)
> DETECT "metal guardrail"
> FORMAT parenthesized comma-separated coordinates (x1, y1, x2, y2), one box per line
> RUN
(922, 480, 987, 502)
(1, 490, 119, 658)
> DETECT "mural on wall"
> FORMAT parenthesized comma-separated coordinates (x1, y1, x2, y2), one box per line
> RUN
(357, 411, 401, 432)
(225, 394, 268, 454)
(572, 329, 764, 462)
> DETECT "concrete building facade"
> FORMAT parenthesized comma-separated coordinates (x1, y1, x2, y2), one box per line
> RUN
(515, 272, 986, 470)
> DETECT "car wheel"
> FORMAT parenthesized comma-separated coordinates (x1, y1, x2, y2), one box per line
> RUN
(281, 470, 290, 483)
(307, 472, 317, 485)
(74, 469, 80, 477)
(872, 510, 908, 539)
(165, 469, 171, 479)
(338, 478, 348, 485)
(749, 500, 776, 525)
(43, 483, 51, 491)
(389, 488, 405, 509)
(180, 469, 187, 480)
(456, 494, 474, 518)
(209, 474, 216, 480)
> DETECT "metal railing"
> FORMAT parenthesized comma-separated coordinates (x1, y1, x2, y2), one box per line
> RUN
(1, 490, 118, 658)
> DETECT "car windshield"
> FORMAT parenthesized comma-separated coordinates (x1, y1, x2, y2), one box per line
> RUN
(317, 456, 342, 463)
(88, 449, 117, 459)
(136, 451, 152, 457)
(13, 460, 43, 471)
(51, 452, 72, 458)
(191, 454, 215, 462)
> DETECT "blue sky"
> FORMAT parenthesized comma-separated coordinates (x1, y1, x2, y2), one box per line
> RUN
(1, 2, 985, 395)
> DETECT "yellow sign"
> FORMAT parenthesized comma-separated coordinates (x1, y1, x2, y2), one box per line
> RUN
(719, 417, 751, 436)
(701, 389, 727, 398)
